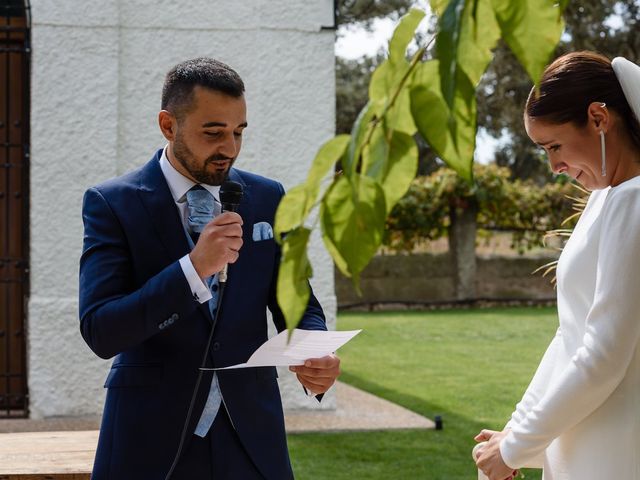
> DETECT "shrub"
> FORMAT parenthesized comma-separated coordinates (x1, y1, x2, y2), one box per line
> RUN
(385, 164, 578, 253)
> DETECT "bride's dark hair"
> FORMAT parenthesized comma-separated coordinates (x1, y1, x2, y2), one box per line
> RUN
(526, 51, 640, 150)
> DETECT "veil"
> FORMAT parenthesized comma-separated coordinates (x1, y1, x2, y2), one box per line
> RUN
(612, 57, 640, 125)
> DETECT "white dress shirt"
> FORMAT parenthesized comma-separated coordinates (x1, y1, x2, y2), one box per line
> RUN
(159, 146, 220, 304)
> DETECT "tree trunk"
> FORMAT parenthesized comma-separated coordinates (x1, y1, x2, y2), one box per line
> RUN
(448, 199, 478, 300)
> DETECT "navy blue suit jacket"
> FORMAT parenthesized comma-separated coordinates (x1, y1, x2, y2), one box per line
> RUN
(79, 150, 326, 479)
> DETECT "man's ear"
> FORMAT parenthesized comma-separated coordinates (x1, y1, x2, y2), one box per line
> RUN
(158, 110, 177, 141)
(587, 101, 610, 133)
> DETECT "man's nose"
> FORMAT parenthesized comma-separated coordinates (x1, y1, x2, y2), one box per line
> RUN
(219, 133, 238, 158)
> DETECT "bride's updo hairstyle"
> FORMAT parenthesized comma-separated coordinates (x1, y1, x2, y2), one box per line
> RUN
(525, 51, 640, 150)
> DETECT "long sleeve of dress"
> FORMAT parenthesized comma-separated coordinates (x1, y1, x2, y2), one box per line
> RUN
(500, 186, 640, 468)
(506, 327, 562, 428)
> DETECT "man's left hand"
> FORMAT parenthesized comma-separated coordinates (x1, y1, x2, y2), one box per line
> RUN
(289, 354, 341, 395)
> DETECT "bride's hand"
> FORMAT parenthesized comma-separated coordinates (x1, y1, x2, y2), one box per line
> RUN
(474, 429, 500, 443)
(474, 429, 518, 480)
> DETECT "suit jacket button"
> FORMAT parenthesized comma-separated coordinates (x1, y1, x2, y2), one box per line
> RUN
(171, 313, 179, 321)
(212, 342, 220, 351)
(159, 323, 165, 330)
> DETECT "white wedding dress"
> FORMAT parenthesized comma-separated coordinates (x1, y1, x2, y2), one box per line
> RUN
(500, 176, 640, 479)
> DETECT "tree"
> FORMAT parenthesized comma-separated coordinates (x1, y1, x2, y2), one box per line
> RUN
(337, 0, 413, 28)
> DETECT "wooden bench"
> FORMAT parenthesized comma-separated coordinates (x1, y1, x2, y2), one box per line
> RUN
(0, 431, 97, 480)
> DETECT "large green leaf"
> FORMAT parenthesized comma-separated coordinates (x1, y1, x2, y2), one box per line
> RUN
(362, 123, 390, 181)
(369, 61, 418, 137)
(306, 134, 350, 197)
(369, 60, 395, 105)
(363, 127, 418, 214)
(277, 227, 312, 332)
(410, 60, 476, 183)
(388, 8, 426, 67)
(369, 8, 424, 136)
(457, 0, 500, 87)
(387, 86, 418, 136)
(381, 130, 419, 212)
(436, 0, 466, 111)
(274, 135, 350, 242)
(345, 102, 376, 177)
(320, 175, 387, 289)
(492, 0, 564, 86)
(274, 184, 308, 242)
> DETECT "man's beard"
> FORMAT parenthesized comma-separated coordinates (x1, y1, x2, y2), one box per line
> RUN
(173, 134, 234, 186)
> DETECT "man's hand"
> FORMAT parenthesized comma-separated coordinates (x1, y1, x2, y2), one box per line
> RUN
(289, 354, 341, 395)
(474, 429, 518, 480)
(189, 212, 243, 279)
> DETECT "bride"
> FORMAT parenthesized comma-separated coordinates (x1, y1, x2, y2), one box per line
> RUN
(474, 52, 640, 480)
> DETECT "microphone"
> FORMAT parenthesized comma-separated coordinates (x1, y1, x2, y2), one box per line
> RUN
(218, 180, 243, 283)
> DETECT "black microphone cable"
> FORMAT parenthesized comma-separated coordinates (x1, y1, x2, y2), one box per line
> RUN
(165, 180, 243, 480)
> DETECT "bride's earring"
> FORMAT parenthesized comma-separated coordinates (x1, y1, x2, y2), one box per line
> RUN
(600, 130, 606, 177)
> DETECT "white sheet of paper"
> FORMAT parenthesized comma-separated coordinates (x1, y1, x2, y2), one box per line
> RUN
(202, 329, 362, 370)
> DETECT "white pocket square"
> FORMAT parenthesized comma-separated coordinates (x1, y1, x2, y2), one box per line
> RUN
(253, 222, 274, 242)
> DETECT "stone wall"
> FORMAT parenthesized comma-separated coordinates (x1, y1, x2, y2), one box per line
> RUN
(336, 253, 558, 308)
(28, 0, 336, 417)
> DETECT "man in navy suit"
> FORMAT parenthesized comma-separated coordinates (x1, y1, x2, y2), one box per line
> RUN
(79, 58, 340, 479)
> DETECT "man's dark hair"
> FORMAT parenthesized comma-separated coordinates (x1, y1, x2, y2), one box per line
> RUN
(161, 57, 245, 120)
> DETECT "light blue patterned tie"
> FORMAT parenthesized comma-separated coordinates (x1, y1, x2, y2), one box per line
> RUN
(186, 185, 224, 437)
(186, 185, 215, 242)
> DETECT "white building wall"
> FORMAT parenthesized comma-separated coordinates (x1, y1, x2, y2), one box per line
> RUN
(28, 0, 337, 418)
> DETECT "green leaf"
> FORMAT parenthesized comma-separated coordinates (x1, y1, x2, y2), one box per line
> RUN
(436, 0, 466, 111)
(274, 135, 349, 242)
(457, 0, 500, 87)
(320, 175, 387, 289)
(277, 227, 312, 333)
(388, 8, 426, 67)
(387, 86, 418, 136)
(410, 60, 476, 183)
(369, 60, 394, 105)
(369, 61, 417, 137)
(381, 130, 419, 212)
(492, 0, 564, 86)
(306, 134, 350, 196)
(363, 128, 418, 214)
(274, 185, 308, 243)
(362, 123, 390, 181)
(345, 102, 376, 177)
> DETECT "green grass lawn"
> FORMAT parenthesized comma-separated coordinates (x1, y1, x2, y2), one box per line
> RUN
(288, 307, 558, 479)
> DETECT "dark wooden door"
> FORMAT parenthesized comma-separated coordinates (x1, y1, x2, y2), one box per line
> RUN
(0, 0, 30, 418)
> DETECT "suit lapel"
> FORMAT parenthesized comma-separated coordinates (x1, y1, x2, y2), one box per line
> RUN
(136, 153, 213, 324)
(137, 153, 191, 262)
